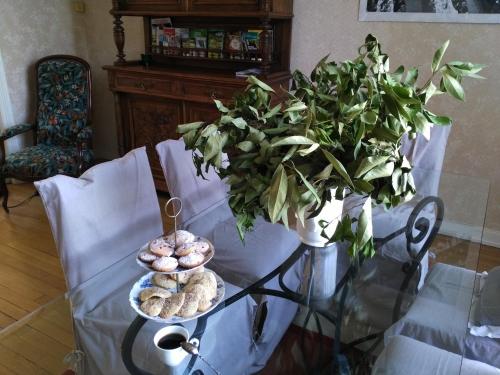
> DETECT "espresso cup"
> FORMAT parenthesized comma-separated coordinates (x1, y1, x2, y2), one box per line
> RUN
(153, 326, 199, 367)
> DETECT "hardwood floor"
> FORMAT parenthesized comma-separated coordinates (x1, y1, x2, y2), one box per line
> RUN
(0, 183, 66, 329)
(0, 297, 73, 375)
(0, 183, 499, 374)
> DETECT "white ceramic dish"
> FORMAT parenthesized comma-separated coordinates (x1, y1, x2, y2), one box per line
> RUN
(129, 269, 225, 324)
(136, 236, 215, 275)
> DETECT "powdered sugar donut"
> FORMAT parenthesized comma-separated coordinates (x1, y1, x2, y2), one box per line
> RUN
(165, 230, 196, 247)
(149, 238, 174, 257)
(138, 251, 158, 263)
(178, 252, 205, 269)
(152, 256, 179, 272)
(175, 241, 209, 257)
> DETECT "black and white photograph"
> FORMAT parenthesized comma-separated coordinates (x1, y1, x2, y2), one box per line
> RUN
(360, 0, 500, 23)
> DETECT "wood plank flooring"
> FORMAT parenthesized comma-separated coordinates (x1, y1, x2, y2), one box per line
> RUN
(0, 297, 73, 375)
(0, 183, 66, 330)
(0, 183, 499, 374)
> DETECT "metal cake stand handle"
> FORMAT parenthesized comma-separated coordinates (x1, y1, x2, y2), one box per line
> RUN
(164, 197, 183, 292)
(164, 197, 183, 245)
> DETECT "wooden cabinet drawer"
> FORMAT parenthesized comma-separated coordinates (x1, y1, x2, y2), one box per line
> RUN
(115, 75, 177, 96)
(179, 80, 243, 103)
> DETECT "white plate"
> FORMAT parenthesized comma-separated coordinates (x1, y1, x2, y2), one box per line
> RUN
(136, 236, 215, 275)
(129, 269, 225, 324)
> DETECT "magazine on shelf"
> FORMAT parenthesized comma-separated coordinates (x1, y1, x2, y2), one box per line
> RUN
(235, 68, 262, 77)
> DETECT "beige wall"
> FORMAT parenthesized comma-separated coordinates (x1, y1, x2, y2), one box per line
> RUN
(2, 1, 498, 236)
(0, 0, 88, 149)
(82, 0, 143, 159)
(291, 0, 500, 235)
(0, 0, 143, 159)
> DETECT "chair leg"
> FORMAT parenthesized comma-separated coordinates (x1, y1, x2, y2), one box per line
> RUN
(1, 178, 9, 213)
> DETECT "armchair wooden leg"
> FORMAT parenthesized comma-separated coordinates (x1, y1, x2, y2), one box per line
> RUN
(0, 178, 9, 213)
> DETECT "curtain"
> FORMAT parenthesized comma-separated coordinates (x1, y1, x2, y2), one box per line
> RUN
(0, 48, 22, 156)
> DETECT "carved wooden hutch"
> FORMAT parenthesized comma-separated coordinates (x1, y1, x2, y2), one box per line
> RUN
(105, 0, 294, 191)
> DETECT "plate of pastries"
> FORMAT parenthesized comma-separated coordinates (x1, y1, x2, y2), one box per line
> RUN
(129, 267, 225, 323)
(136, 230, 215, 273)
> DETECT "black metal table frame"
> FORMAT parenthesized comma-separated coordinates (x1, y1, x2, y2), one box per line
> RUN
(121, 196, 444, 375)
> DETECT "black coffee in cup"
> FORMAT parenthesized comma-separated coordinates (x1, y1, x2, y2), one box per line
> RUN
(157, 333, 186, 350)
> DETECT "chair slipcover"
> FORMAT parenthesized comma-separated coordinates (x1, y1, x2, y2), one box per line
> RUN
(374, 335, 500, 375)
(36, 147, 261, 374)
(155, 139, 228, 227)
(35, 147, 163, 290)
(335, 127, 450, 349)
(156, 139, 304, 369)
(386, 263, 500, 369)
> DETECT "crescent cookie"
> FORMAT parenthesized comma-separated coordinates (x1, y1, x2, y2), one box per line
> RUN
(177, 292, 200, 318)
(152, 256, 179, 272)
(140, 297, 164, 317)
(188, 272, 217, 298)
(183, 283, 212, 312)
(178, 252, 205, 269)
(169, 266, 205, 284)
(140, 287, 172, 302)
(166, 230, 196, 247)
(138, 251, 158, 263)
(159, 293, 185, 319)
(152, 273, 178, 289)
(149, 238, 174, 257)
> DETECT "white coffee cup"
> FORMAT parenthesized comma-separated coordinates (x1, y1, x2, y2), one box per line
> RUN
(153, 326, 199, 367)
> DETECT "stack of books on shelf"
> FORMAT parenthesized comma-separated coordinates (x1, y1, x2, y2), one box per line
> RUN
(151, 18, 272, 62)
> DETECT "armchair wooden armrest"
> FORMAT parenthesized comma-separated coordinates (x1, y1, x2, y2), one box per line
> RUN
(76, 125, 93, 174)
(0, 124, 35, 165)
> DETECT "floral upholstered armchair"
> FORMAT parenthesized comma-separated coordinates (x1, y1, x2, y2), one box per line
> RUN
(0, 55, 93, 212)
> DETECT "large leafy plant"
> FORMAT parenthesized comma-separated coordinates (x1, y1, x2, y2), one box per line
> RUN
(178, 35, 483, 257)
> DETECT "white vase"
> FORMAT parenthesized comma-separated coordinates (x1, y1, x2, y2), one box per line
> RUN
(295, 193, 344, 248)
(295, 192, 344, 300)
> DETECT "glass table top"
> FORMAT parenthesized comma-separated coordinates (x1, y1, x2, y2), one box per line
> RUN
(66, 169, 496, 375)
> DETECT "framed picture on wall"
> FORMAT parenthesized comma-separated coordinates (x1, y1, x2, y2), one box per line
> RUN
(359, 0, 500, 23)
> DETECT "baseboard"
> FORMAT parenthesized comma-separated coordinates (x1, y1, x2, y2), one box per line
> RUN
(439, 221, 500, 249)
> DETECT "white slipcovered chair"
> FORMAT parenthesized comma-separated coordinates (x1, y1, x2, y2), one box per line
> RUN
(36, 147, 260, 375)
(156, 139, 304, 370)
(385, 263, 500, 369)
(335, 126, 450, 351)
(373, 335, 500, 375)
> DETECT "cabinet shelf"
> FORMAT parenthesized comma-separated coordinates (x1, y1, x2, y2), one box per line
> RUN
(107, 0, 293, 191)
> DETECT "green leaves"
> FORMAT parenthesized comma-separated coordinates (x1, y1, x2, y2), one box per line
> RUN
(247, 75, 275, 92)
(442, 73, 465, 101)
(271, 136, 316, 147)
(323, 150, 354, 187)
(177, 34, 483, 252)
(268, 164, 288, 223)
(355, 156, 390, 178)
(361, 111, 378, 125)
(432, 40, 450, 73)
(177, 121, 204, 134)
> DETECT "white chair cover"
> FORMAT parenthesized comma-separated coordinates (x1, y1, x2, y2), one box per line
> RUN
(35, 147, 163, 290)
(374, 335, 500, 375)
(155, 139, 229, 227)
(36, 147, 260, 375)
(336, 128, 450, 348)
(386, 263, 500, 369)
(401, 125, 451, 197)
(156, 138, 304, 370)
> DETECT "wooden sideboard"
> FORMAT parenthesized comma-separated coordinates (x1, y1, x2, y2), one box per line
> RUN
(106, 0, 293, 191)
(104, 65, 290, 191)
